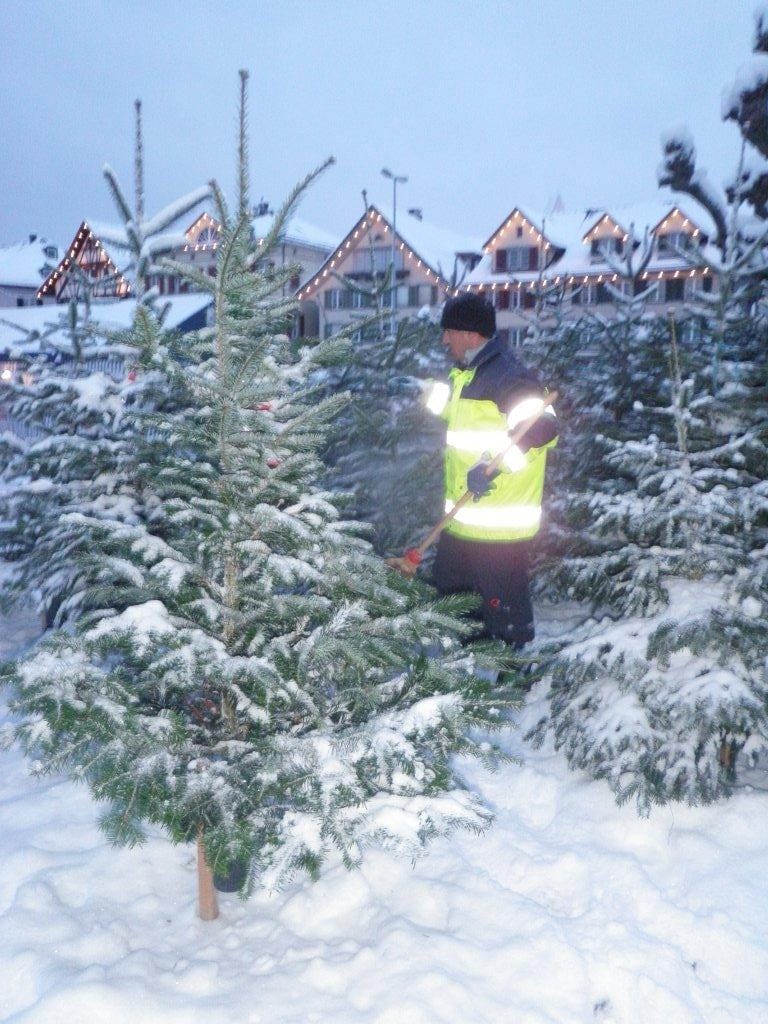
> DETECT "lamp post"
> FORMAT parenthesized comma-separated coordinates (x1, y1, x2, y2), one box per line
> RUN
(381, 167, 407, 338)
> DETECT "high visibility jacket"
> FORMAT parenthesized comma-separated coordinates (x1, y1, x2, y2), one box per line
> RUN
(427, 336, 557, 542)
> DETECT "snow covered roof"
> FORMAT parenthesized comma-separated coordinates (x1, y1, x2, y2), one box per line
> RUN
(298, 203, 482, 299)
(467, 199, 719, 285)
(0, 237, 61, 288)
(251, 213, 337, 252)
(0, 294, 212, 358)
(373, 202, 482, 278)
(180, 210, 338, 254)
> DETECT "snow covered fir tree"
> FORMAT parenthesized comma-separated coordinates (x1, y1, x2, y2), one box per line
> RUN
(530, 14, 768, 812)
(0, 101, 211, 630)
(1, 75, 515, 920)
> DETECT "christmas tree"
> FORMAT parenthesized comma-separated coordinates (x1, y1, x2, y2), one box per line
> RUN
(0, 101, 211, 628)
(2, 73, 514, 920)
(530, 9, 768, 811)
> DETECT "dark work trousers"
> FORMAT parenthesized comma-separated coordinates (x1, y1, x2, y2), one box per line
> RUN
(432, 531, 535, 647)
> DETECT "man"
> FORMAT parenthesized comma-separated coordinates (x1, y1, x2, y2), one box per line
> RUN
(426, 292, 558, 647)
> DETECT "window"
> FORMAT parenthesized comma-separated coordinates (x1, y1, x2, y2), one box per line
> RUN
(498, 246, 538, 271)
(197, 226, 218, 245)
(351, 247, 403, 274)
(44, 245, 58, 259)
(408, 285, 421, 307)
(665, 278, 685, 302)
(590, 237, 624, 262)
(16, 297, 25, 307)
(572, 283, 601, 305)
(516, 226, 523, 238)
(510, 328, 525, 346)
(522, 291, 535, 310)
(495, 290, 510, 310)
(657, 231, 694, 257)
(702, 275, 713, 293)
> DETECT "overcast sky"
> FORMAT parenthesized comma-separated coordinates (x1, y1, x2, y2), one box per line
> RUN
(0, 0, 758, 249)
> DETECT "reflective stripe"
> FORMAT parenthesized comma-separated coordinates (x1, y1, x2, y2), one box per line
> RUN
(506, 396, 545, 429)
(425, 381, 450, 415)
(446, 428, 509, 454)
(445, 500, 542, 529)
(506, 398, 557, 430)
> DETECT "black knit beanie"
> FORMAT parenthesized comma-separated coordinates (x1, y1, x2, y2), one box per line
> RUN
(440, 293, 496, 338)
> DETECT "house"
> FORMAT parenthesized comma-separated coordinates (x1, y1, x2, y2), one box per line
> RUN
(0, 235, 61, 307)
(464, 202, 718, 344)
(37, 222, 131, 303)
(296, 203, 481, 339)
(147, 205, 336, 308)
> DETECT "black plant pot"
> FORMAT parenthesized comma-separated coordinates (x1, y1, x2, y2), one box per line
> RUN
(213, 857, 250, 893)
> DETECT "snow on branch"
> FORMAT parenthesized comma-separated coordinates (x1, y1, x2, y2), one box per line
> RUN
(658, 127, 728, 250)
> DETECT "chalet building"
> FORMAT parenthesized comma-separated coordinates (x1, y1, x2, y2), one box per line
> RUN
(0, 235, 60, 307)
(296, 204, 481, 339)
(37, 222, 131, 303)
(464, 202, 717, 344)
(147, 205, 335, 306)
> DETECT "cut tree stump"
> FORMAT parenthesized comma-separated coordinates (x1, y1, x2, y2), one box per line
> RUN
(197, 827, 219, 921)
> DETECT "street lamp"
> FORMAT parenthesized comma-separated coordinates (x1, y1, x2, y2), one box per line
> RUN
(381, 167, 407, 338)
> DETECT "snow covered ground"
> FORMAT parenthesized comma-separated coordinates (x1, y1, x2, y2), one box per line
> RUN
(2, 592, 768, 1024)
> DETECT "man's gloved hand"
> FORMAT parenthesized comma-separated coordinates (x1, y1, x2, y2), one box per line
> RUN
(467, 458, 499, 501)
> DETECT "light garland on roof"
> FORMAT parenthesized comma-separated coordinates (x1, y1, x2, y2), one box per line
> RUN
(296, 207, 451, 301)
(459, 266, 712, 294)
(484, 210, 549, 254)
(182, 212, 221, 253)
(582, 214, 629, 244)
(37, 221, 131, 299)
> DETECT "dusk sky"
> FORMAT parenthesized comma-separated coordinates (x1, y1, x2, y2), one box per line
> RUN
(0, 0, 758, 249)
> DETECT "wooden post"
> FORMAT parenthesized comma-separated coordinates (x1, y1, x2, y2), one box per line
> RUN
(197, 826, 219, 921)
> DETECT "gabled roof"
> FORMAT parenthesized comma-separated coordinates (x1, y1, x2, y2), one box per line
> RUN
(184, 211, 221, 242)
(482, 206, 555, 253)
(298, 203, 482, 299)
(581, 211, 629, 243)
(0, 236, 60, 288)
(37, 222, 131, 301)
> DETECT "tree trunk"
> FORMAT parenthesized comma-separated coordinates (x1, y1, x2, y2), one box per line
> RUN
(197, 827, 219, 921)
